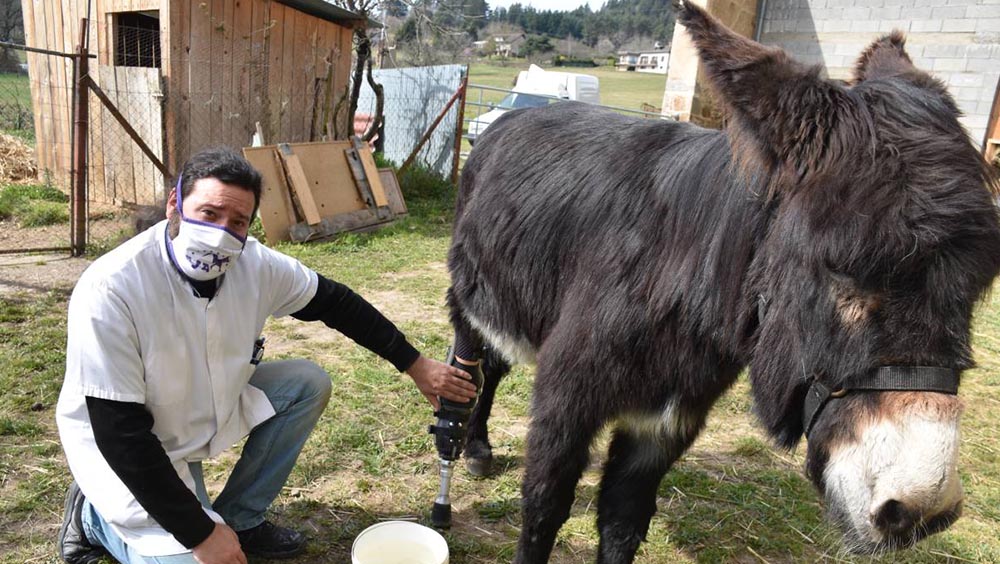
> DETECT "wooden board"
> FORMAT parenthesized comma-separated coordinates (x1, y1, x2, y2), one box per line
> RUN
(276, 144, 322, 225)
(244, 141, 406, 243)
(379, 168, 407, 217)
(356, 141, 388, 207)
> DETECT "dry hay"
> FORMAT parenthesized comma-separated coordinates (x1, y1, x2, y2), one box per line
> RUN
(0, 132, 36, 182)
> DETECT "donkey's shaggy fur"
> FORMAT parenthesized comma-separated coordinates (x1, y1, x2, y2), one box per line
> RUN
(448, 2, 1000, 563)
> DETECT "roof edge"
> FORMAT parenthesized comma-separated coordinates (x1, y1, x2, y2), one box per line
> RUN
(273, 0, 367, 27)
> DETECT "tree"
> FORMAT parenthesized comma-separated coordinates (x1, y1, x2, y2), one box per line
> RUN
(384, 0, 409, 18)
(521, 35, 553, 57)
(332, 0, 385, 146)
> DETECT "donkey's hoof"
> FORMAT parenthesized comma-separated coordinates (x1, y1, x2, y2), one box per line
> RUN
(465, 439, 493, 476)
(466, 455, 493, 477)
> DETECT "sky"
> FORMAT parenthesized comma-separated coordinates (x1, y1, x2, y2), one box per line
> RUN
(488, 0, 605, 12)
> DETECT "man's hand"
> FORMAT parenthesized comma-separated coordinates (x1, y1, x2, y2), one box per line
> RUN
(406, 355, 478, 410)
(193, 523, 247, 564)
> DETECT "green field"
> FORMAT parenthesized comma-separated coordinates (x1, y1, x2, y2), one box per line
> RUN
(0, 72, 35, 140)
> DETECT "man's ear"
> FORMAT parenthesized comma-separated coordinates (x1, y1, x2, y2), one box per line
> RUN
(674, 0, 870, 186)
(852, 32, 914, 84)
(165, 188, 178, 220)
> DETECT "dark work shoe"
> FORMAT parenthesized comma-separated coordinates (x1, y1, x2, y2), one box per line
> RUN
(58, 481, 107, 564)
(237, 521, 306, 559)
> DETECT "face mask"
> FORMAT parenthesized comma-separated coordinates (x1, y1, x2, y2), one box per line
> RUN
(165, 176, 247, 281)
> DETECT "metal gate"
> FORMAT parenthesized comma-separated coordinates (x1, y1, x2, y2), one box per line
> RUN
(0, 39, 78, 255)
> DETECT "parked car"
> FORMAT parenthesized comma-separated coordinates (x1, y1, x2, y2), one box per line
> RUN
(466, 65, 600, 144)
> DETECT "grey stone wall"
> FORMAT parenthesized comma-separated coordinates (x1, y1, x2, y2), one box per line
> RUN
(760, 0, 1000, 146)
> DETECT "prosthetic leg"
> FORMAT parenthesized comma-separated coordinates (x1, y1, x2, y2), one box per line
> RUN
(428, 343, 483, 528)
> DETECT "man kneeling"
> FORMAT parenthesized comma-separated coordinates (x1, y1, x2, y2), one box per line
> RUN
(55, 147, 476, 563)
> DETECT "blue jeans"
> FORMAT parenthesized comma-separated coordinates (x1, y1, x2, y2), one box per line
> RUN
(81, 359, 333, 563)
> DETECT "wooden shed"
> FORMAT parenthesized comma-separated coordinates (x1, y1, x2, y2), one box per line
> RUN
(22, 0, 363, 205)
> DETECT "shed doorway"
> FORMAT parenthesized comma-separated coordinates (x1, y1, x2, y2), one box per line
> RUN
(92, 9, 166, 206)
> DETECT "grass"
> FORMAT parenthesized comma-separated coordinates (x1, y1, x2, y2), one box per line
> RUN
(2, 168, 1000, 563)
(0, 182, 69, 227)
(0, 73, 35, 140)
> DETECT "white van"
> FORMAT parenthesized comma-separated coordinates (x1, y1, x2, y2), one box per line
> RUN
(466, 65, 600, 144)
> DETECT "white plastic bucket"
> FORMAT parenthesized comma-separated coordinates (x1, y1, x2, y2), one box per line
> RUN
(351, 520, 449, 564)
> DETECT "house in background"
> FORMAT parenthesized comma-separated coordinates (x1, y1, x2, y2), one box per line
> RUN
(616, 48, 670, 74)
(493, 34, 526, 57)
(21, 0, 364, 205)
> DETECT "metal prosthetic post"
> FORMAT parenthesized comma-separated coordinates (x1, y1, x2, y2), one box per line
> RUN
(428, 347, 483, 528)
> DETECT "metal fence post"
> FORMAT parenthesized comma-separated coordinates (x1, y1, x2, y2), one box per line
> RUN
(71, 18, 89, 256)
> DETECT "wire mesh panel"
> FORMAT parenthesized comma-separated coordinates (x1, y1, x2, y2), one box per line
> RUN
(355, 64, 466, 178)
(0, 42, 75, 254)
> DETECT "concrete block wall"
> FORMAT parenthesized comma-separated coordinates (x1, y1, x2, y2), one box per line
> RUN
(760, 0, 1000, 146)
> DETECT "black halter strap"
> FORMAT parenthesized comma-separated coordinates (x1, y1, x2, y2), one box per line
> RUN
(802, 366, 960, 437)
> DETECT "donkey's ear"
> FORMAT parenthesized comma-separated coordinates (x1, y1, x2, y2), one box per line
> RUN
(853, 32, 914, 83)
(675, 1, 866, 185)
(675, 0, 808, 121)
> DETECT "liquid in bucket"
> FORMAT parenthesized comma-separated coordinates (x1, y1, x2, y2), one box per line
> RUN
(353, 539, 439, 564)
(351, 520, 449, 564)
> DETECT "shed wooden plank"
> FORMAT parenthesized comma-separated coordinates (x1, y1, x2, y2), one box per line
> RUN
(86, 3, 108, 203)
(121, 66, 140, 203)
(249, 0, 268, 142)
(188, 0, 212, 155)
(101, 66, 135, 203)
(220, 0, 233, 146)
(209, 0, 224, 147)
(35, 0, 54, 177)
(301, 12, 318, 141)
(163, 0, 189, 172)
(51, 0, 70, 177)
(88, 92, 109, 203)
(97, 0, 110, 66)
(265, 1, 285, 143)
(333, 24, 352, 139)
(148, 67, 166, 199)
(311, 21, 329, 140)
(49, 0, 67, 180)
(278, 5, 295, 142)
(232, 0, 252, 147)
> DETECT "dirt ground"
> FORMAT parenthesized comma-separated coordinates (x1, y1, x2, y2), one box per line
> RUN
(0, 251, 90, 296)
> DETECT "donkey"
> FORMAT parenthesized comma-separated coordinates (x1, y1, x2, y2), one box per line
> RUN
(447, 2, 1000, 562)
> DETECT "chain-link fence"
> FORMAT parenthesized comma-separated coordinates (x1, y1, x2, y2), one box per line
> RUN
(356, 64, 467, 180)
(0, 40, 78, 255)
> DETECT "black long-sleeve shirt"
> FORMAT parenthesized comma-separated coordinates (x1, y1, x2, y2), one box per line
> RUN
(86, 274, 420, 548)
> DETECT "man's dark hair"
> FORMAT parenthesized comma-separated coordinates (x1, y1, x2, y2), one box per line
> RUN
(179, 147, 262, 214)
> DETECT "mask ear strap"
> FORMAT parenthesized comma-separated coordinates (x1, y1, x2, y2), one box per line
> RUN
(175, 174, 184, 215)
